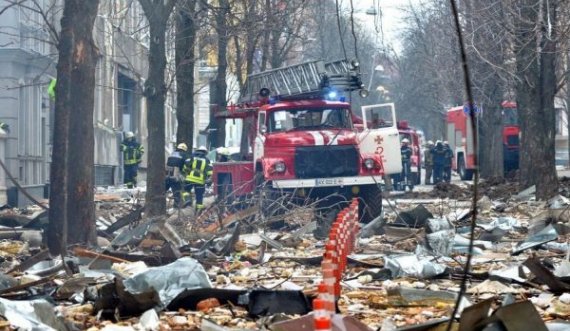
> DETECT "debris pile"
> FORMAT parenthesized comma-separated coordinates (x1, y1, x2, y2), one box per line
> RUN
(0, 183, 569, 330)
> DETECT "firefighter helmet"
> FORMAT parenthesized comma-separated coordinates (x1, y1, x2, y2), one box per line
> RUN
(427, 140, 434, 146)
(217, 147, 230, 156)
(401, 138, 410, 144)
(196, 145, 208, 153)
(125, 131, 134, 139)
(177, 143, 188, 152)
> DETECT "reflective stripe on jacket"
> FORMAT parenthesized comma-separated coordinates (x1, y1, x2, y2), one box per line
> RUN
(184, 157, 211, 184)
(121, 141, 144, 165)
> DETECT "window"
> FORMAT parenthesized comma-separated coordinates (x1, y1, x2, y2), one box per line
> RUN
(258, 112, 266, 133)
(18, 82, 46, 185)
(268, 108, 352, 132)
(118, 73, 138, 133)
(506, 135, 519, 147)
(18, 0, 49, 55)
(502, 107, 518, 126)
(399, 133, 412, 143)
(364, 106, 395, 129)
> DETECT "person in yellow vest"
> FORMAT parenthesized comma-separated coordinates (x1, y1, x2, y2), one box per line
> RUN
(182, 146, 212, 211)
(120, 131, 144, 188)
(48, 78, 56, 101)
(166, 142, 189, 207)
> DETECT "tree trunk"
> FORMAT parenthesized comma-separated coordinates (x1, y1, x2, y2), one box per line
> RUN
(479, 101, 504, 178)
(233, 35, 244, 88)
(269, 23, 281, 68)
(515, 0, 559, 199)
(464, 0, 505, 179)
(209, 0, 229, 148)
(244, 0, 258, 75)
(566, 52, 570, 168)
(48, 0, 99, 255)
(476, 63, 505, 179)
(260, 0, 271, 71)
(175, 0, 197, 149)
(139, 0, 175, 217)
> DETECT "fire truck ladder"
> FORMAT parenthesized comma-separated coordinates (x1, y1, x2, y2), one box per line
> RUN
(239, 59, 364, 103)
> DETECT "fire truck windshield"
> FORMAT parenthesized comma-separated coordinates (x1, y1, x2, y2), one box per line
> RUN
(268, 108, 352, 132)
(502, 107, 518, 126)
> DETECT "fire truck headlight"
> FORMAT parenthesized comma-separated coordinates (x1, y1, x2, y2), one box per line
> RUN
(274, 161, 286, 173)
(364, 158, 375, 169)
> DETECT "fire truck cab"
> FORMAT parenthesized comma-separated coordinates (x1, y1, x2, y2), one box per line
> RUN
(212, 60, 402, 220)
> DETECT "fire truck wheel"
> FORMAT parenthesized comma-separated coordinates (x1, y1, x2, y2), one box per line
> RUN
(458, 156, 473, 180)
(360, 184, 383, 223)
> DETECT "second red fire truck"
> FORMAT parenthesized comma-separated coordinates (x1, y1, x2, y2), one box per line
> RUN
(446, 101, 520, 180)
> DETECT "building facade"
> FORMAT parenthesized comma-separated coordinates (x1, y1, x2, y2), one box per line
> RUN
(0, 0, 177, 205)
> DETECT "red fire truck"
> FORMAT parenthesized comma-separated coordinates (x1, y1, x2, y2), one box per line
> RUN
(212, 60, 403, 220)
(446, 101, 519, 180)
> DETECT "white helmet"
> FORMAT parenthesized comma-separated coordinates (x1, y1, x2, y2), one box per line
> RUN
(125, 131, 134, 139)
(217, 147, 230, 156)
(401, 138, 410, 144)
(177, 143, 188, 152)
(427, 140, 434, 145)
(443, 141, 449, 145)
(196, 145, 208, 153)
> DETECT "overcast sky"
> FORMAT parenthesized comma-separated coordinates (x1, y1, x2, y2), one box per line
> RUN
(346, 0, 420, 54)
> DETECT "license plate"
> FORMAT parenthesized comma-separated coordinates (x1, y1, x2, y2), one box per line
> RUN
(315, 178, 344, 186)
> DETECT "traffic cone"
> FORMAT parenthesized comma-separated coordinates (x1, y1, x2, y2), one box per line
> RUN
(313, 298, 332, 331)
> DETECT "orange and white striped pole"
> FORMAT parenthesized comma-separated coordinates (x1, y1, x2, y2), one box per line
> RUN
(313, 298, 332, 331)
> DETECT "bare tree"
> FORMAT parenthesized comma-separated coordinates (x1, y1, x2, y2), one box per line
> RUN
(513, 0, 559, 198)
(265, 0, 309, 69)
(48, 0, 99, 255)
(392, 2, 461, 139)
(175, 0, 198, 148)
(464, 0, 508, 178)
(208, 0, 229, 149)
(139, 0, 177, 216)
(231, 0, 263, 87)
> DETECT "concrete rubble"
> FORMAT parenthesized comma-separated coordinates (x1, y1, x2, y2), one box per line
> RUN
(1, 180, 570, 330)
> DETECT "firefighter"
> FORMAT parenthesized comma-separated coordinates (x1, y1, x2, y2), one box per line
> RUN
(400, 138, 413, 190)
(216, 147, 231, 162)
(182, 146, 213, 212)
(431, 140, 447, 184)
(120, 131, 144, 188)
(443, 141, 453, 183)
(165, 143, 189, 207)
(423, 140, 434, 185)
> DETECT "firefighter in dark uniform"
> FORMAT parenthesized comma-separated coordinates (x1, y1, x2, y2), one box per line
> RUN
(431, 140, 446, 184)
(400, 138, 413, 189)
(182, 146, 213, 212)
(443, 141, 453, 183)
(424, 140, 434, 184)
(120, 131, 144, 188)
(165, 143, 189, 207)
